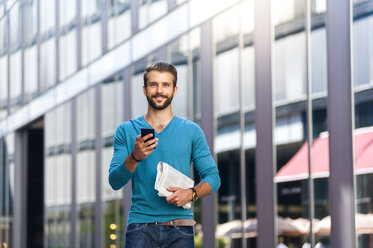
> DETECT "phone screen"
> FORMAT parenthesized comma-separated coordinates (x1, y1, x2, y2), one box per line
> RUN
(141, 128, 155, 143)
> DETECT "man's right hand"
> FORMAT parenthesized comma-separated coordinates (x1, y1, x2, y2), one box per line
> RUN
(132, 134, 158, 161)
(124, 133, 158, 173)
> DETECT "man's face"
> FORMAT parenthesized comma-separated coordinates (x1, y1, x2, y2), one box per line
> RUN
(143, 71, 178, 110)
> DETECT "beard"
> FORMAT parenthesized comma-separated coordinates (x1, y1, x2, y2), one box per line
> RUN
(146, 92, 174, 110)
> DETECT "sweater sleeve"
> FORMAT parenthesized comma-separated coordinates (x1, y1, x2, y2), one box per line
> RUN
(108, 124, 134, 190)
(191, 124, 221, 194)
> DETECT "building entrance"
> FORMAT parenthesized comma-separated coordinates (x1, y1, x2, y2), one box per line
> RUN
(26, 120, 44, 248)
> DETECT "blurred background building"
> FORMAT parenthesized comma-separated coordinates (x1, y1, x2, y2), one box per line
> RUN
(0, 0, 373, 247)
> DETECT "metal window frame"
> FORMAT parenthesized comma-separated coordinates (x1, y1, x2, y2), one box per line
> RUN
(70, 98, 77, 248)
(122, 66, 132, 241)
(94, 83, 103, 248)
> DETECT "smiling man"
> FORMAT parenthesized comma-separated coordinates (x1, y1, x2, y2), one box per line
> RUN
(108, 61, 221, 248)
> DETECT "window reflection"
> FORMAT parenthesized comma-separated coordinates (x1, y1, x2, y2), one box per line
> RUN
(81, 0, 102, 66)
(138, 0, 168, 30)
(107, 0, 131, 50)
(0, 134, 14, 248)
(101, 75, 124, 248)
(44, 103, 71, 248)
(40, 39, 56, 92)
(59, 0, 77, 81)
(213, 4, 252, 247)
(0, 11, 6, 120)
(76, 88, 96, 248)
(9, 3, 21, 112)
(274, 33, 306, 103)
(213, 6, 239, 117)
(40, 0, 56, 92)
(311, 28, 327, 96)
(0, 55, 7, 120)
(353, 2, 373, 247)
(24, 0, 38, 103)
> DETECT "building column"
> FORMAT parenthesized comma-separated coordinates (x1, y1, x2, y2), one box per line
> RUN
(13, 131, 28, 248)
(200, 20, 217, 248)
(254, 0, 276, 247)
(326, 0, 356, 247)
(122, 67, 132, 237)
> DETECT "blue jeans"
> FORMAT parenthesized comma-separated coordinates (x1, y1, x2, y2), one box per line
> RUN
(124, 223, 195, 248)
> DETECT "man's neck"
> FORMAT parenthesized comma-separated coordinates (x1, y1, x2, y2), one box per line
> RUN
(144, 107, 174, 133)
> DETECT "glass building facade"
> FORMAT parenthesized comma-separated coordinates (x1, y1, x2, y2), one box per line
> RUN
(0, 0, 373, 247)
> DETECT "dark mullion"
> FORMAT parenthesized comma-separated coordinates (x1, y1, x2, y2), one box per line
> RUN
(326, 0, 356, 247)
(254, 0, 276, 247)
(94, 83, 103, 248)
(200, 20, 216, 248)
(70, 98, 77, 248)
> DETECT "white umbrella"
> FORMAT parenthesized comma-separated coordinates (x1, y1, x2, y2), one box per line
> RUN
(317, 213, 373, 235)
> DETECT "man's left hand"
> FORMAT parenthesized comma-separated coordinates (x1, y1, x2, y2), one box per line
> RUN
(165, 187, 192, 207)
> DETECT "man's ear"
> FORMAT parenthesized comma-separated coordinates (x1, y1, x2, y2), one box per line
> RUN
(143, 85, 146, 96)
(173, 86, 178, 97)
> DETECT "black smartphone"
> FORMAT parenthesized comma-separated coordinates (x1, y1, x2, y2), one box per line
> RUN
(141, 128, 155, 143)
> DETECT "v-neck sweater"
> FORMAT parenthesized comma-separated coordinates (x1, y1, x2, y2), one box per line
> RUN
(109, 115, 221, 225)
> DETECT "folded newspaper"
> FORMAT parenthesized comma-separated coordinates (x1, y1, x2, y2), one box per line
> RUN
(154, 161, 195, 209)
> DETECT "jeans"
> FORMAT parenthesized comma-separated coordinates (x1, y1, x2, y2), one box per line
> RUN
(124, 223, 195, 248)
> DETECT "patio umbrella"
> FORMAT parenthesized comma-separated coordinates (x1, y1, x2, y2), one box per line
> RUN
(215, 220, 243, 238)
(291, 218, 321, 234)
(317, 213, 373, 235)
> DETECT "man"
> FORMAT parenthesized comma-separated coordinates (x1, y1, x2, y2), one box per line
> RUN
(108, 61, 221, 247)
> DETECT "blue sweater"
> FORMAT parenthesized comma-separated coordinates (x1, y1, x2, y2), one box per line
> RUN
(108, 115, 221, 225)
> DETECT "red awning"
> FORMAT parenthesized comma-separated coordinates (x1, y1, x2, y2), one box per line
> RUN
(275, 127, 373, 182)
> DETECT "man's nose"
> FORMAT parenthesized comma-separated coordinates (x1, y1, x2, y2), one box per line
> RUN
(156, 85, 163, 93)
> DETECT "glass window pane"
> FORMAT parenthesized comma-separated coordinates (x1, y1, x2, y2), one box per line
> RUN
(24, 0, 37, 46)
(107, 0, 131, 50)
(274, 32, 306, 103)
(24, 45, 38, 102)
(311, 28, 327, 95)
(0, 55, 7, 120)
(81, 0, 102, 66)
(101, 76, 124, 248)
(76, 88, 96, 248)
(168, 35, 189, 119)
(59, 0, 77, 81)
(9, 2, 21, 52)
(353, 16, 372, 88)
(353, 3, 373, 248)
(0, 133, 15, 248)
(40, 38, 56, 92)
(44, 103, 72, 248)
(9, 50, 21, 112)
(138, 0, 167, 29)
(81, 22, 102, 67)
(59, 30, 77, 81)
(81, 0, 99, 18)
(0, 14, 7, 54)
(40, 0, 56, 38)
(59, 0, 76, 28)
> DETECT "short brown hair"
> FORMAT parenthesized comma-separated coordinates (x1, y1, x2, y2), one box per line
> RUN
(143, 61, 177, 87)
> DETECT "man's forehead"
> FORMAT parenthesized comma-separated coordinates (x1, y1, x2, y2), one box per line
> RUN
(147, 71, 174, 81)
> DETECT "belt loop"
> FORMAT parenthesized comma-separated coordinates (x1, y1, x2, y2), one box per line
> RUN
(172, 220, 176, 228)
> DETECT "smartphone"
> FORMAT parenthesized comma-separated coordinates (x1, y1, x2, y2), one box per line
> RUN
(141, 128, 155, 143)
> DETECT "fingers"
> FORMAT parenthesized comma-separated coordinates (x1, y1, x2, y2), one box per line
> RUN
(132, 133, 158, 161)
(165, 188, 190, 207)
(167, 187, 178, 192)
